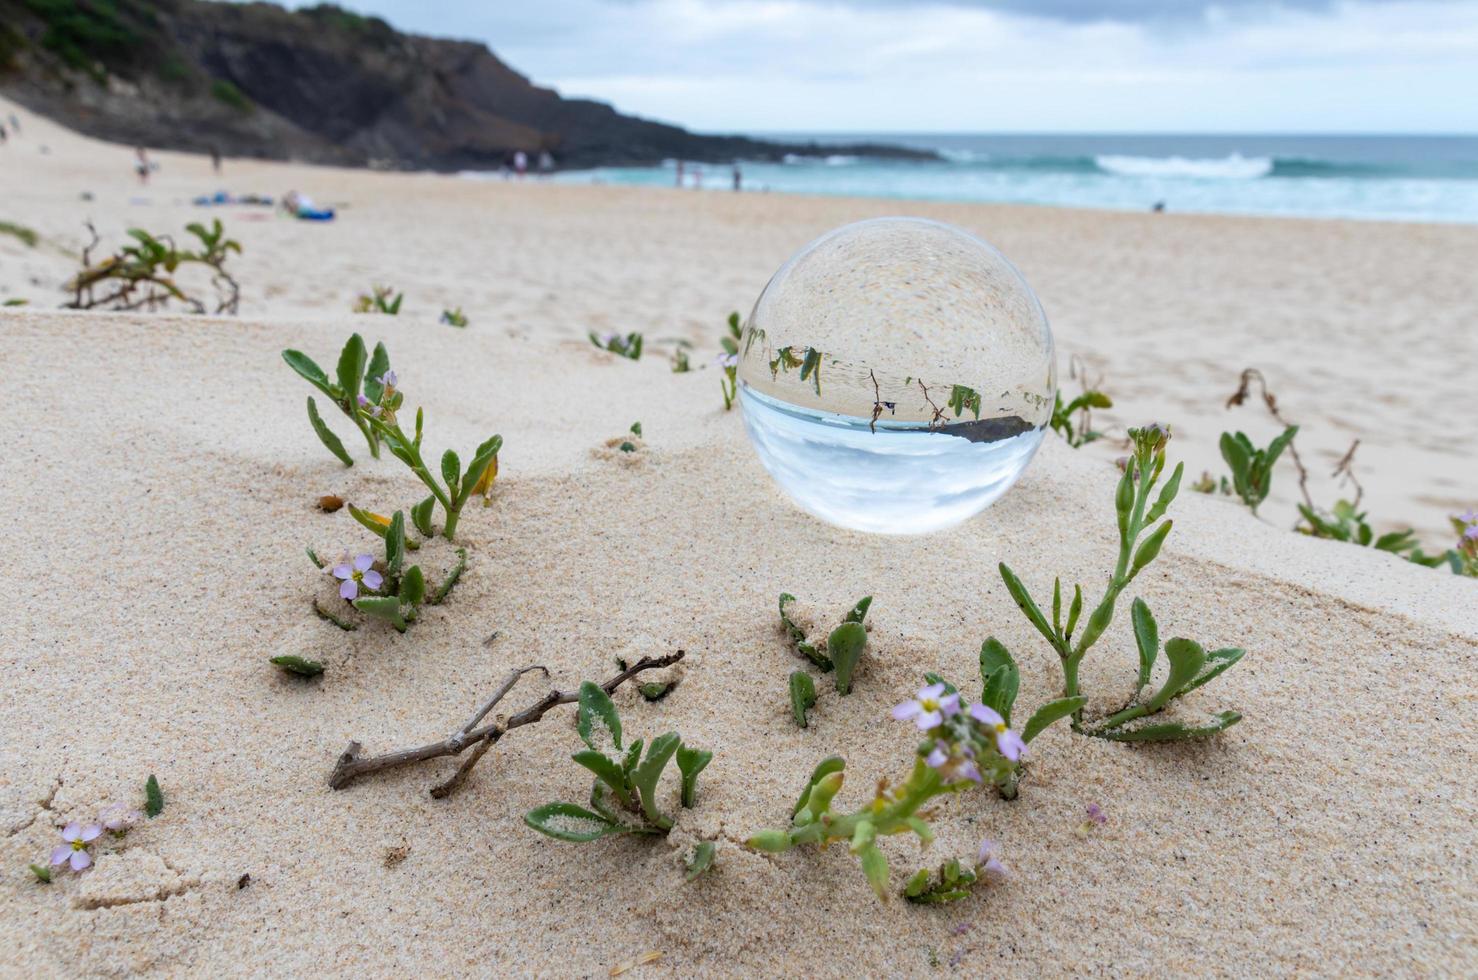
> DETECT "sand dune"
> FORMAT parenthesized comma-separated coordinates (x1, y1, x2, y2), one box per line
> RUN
(0, 97, 1474, 976)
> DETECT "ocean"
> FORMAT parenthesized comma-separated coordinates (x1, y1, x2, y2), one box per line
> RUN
(549, 133, 1478, 224)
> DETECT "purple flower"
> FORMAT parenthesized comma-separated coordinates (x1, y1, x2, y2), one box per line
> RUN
(715, 353, 738, 369)
(50, 822, 102, 872)
(356, 394, 382, 418)
(376, 370, 398, 389)
(892, 683, 961, 731)
(976, 839, 1009, 878)
(99, 803, 141, 834)
(1086, 802, 1107, 826)
(1465, 525, 1478, 542)
(332, 553, 383, 600)
(1457, 510, 1478, 526)
(968, 704, 1026, 762)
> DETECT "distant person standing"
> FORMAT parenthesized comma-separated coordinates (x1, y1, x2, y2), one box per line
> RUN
(692, 165, 703, 189)
(513, 150, 528, 177)
(537, 150, 553, 177)
(210, 144, 222, 175)
(135, 146, 151, 185)
(675, 160, 685, 187)
(732, 163, 742, 192)
(0, 124, 7, 145)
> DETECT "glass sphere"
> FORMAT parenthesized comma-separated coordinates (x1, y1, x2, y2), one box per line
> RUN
(737, 217, 1056, 534)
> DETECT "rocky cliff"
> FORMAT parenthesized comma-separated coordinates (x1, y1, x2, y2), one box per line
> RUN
(0, 0, 932, 169)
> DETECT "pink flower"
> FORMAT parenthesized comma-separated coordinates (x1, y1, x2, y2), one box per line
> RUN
(50, 822, 102, 872)
(968, 703, 1026, 762)
(891, 683, 961, 731)
(977, 839, 1010, 878)
(332, 554, 383, 600)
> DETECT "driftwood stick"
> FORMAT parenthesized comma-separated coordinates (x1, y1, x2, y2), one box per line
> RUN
(328, 651, 685, 794)
(429, 651, 685, 799)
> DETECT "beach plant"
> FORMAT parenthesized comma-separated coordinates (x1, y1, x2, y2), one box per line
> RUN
(524, 682, 712, 846)
(997, 424, 1244, 743)
(310, 511, 465, 631)
(1296, 499, 1452, 568)
(745, 683, 1023, 900)
(271, 654, 326, 677)
(903, 841, 1008, 904)
(1450, 511, 1478, 577)
(1219, 426, 1298, 514)
(719, 311, 742, 409)
(590, 330, 643, 359)
(778, 593, 871, 695)
(439, 307, 469, 327)
(789, 670, 817, 727)
(0, 220, 38, 248)
(63, 219, 241, 314)
(355, 373, 502, 541)
(1050, 388, 1113, 448)
(33, 784, 151, 880)
(354, 285, 402, 314)
(282, 333, 391, 464)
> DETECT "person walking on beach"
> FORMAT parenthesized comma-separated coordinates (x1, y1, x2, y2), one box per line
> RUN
(135, 147, 151, 185)
(732, 163, 742, 192)
(514, 150, 528, 177)
(538, 150, 553, 177)
(210, 145, 222, 175)
(675, 160, 685, 187)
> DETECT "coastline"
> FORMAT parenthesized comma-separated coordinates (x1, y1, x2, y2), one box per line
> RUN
(1, 96, 1475, 977)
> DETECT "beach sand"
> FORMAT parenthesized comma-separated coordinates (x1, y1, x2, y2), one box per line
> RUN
(1, 98, 1475, 976)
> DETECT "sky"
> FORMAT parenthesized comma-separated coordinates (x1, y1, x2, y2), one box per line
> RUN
(289, 1, 1478, 134)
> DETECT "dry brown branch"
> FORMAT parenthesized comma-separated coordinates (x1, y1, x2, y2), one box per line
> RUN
(1330, 438, 1364, 508)
(1225, 367, 1316, 510)
(328, 651, 686, 796)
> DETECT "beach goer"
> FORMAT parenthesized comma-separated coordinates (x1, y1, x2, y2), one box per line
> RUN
(210, 145, 222, 174)
(538, 150, 553, 176)
(135, 147, 151, 185)
(0, 124, 6, 145)
(675, 160, 684, 187)
(692, 165, 703, 189)
(732, 163, 742, 192)
(514, 150, 528, 177)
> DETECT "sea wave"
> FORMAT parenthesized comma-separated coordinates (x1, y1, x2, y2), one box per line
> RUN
(1094, 153, 1272, 180)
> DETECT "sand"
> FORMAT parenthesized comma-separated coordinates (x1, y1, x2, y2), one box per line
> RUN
(1, 97, 1475, 977)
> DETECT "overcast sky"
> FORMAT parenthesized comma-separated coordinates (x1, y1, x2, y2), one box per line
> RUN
(292, 1, 1478, 133)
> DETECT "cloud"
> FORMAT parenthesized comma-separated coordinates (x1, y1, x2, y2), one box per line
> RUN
(288, 0, 1478, 133)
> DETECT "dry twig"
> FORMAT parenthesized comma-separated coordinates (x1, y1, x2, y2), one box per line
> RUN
(328, 651, 685, 797)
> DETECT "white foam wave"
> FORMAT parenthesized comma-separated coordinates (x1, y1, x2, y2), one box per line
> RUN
(1094, 153, 1272, 180)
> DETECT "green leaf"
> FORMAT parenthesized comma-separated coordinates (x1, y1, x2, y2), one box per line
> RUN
(778, 593, 832, 670)
(336, 334, 367, 405)
(1066, 584, 1083, 639)
(306, 397, 353, 466)
(523, 803, 626, 842)
(1145, 462, 1184, 523)
(572, 750, 633, 806)
(441, 450, 461, 496)
(1021, 696, 1087, 743)
(857, 844, 890, 899)
(789, 670, 817, 728)
(576, 681, 623, 752)
(686, 840, 716, 881)
(145, 774, 163, 818)
(270, 654, 324, 677)
(399, 565, 425, 607)
(1145, 638, 1208, 711)
(903, 868, 929, 898)
(385, 512, 406, 578)
(363, 342, 390, 403)
(828, 621, 868, 695)
(410, 495, 435, 538)
(1130, 520, 1173, 578)
(347, 504, 389, 539)
(1075, 595, 1117, 655)
(282, 349, 332, 393)
(28, 864, 51, 883)
(1180, 647, 1245, 696)
(353, 596, 407, 632)
(633, 732, 681, 830)
(792, 756, 845, 817)
(676, 744, 713, 808)
(1097, 710, 1242, 742)
(845, 595, 873, 624)
(923, 673, 957, 695)
(1131, 597, 1159, 696)
(458, 436, 503, 506)
(1265, 425, 1299, 467)
(998, 564, 1055, 646)
(982, 664, 1019, 727)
